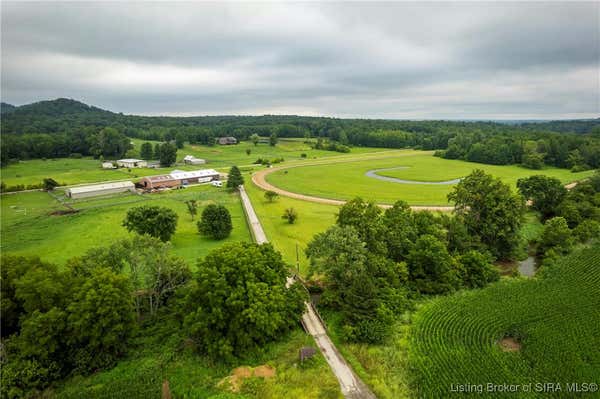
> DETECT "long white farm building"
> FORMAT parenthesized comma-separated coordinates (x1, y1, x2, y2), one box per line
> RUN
(66, 181, 135, 199)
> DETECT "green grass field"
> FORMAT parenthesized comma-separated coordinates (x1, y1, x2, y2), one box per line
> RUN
(408, 245, 600, 398)
(1, 185, 251, 266)
(266, 151, 595, 205)
(245, 182, 337, 275)
(1, 139, 390, 188)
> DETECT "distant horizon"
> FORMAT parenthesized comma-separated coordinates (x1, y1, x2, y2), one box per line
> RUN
(2, 97, 599, 123)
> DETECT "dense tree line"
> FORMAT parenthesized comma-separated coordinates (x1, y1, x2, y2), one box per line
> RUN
(2, 99, 599, 170)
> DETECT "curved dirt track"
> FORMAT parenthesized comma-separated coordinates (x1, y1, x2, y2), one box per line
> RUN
(252, 164, 455, 212)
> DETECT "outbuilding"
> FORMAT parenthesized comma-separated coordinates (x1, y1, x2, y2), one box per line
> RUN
(102, 162, 116, 169)
(217, 136, 238, 145)
(66, 181, 135, 199)
(170, 169, 220, 185)
(139, 175, 181, 190)
(117, 159, 147, 168)
(183, 155, 206, 165)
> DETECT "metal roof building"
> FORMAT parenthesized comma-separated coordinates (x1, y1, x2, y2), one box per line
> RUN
(66, 181, 135, 199)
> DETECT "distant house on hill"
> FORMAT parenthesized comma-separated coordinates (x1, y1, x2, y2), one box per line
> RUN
(66, 181, 135, 199)
(217, 136, 238, 145)
(183, 155, 206, 165)
(117, 158, 147, 168)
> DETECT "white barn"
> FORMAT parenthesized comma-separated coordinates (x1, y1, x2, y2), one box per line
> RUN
(117, 159, 147, 168)
(170, 169, 220, 185)
(66, 181, 135, 199)
(183, 155, 206, 165)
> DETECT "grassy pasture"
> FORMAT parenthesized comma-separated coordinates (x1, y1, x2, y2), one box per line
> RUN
(245, 182, 337, 275)
(1, 139, 390, 187)
(1, 185, 251, 266)
(266, 152, 595, 205)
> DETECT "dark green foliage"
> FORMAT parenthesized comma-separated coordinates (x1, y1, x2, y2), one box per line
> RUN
(181, 242, 306, 361)
(448, 170, 524, 259)
(250, 133, 260, 146)
(139, 142, 153, 160)
(269, 132, 278, 146)
(158, 142, 177, 167)
(175, 133, 185, 149)
(42, 178, 59, 191)
(90, 127, 132, 158)
(264, 190, 279, 202)
(153, 143, 161, 160)
(517, 175, 567, 220)
(197, 204, 233, 239)
(573, 219, 600, 243)
(281, 207, 298, 224)
(336, 197, 386, 254)
(457, 250, 500, 289)
(226, 165, 244, 190)
(122, 205, 178, 242)
(406, 235, 459, 295)
(184, 199, 198, 220)
(539, 217, 574, 255)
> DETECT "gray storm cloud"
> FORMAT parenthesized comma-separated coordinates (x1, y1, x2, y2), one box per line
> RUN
(1, 1, 598, 119)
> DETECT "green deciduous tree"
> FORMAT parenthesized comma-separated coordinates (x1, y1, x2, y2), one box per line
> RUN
(175, 133, 186, 149)
(269, 132, 278, 146)
(185, 199, 198, 220)
(264, 190, 279, 202)
(337, 197, 386, 254)
(140, 142, 153, 160)
(43, 178, 59, 191)
(250, 133, 260, 146)
(226, 165, 244, 190)
(448, 170, 524, 260)
(539, 217, 574, 255)
(456, 250, 499, 289)
(407, 234, 459, 295)
(122, 205, 178, 242)
(159, 142, 177, 167)
(197, 204, 233, 239)
(182, 243, 306, 361)
(282, 207, 298, 224)
(517, 175, 567, 220)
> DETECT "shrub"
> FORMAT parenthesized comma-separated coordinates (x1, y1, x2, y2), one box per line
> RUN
(197, 204, 233, 239)
(282, 208, 298, 224)
(122, 205, 178, 242)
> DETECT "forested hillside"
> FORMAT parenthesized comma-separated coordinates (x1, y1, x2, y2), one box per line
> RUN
(2, 98, 599, 170)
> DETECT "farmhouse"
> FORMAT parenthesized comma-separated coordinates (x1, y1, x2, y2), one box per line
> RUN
(217, 136, 238, 145)
(117, 158, 147, 168)
(170, 169, 220, 185)
(66, 181, 135, 199)
(183, 155, 206, 165)
(139, 175, 181, 190)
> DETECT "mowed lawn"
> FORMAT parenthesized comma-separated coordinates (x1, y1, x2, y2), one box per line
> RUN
(266, 151, 595, 205)
(245, 182, 337, 276)
(1, 185, 251, 266)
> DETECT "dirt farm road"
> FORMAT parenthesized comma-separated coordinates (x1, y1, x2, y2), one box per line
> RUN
(252, 164, 455, 212)
(239, 186, 377, 399)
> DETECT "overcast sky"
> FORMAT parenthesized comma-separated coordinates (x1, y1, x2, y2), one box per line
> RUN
(1, 2, 598, 119)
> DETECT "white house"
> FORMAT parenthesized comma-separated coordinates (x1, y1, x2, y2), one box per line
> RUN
(66, 181, 135, 199)
(183, 155, 206, 165)
(102, 162, 116, 169)
(116, 159, 147, 168)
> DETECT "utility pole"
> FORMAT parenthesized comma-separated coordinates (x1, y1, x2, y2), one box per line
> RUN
(296, 242, 300, 276)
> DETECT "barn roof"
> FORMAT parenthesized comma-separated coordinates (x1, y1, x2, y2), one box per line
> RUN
(170, 169, 219, 180)
(67, 181, 134, 194)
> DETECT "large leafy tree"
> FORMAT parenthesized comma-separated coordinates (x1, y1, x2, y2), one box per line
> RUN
(122, 205, 178, 242)
(457, 250, 499, 289)
(448, 169, 524, 259)
(182, 243, 306, 361)
(336, 197, 386, 254)
(406, 234, 459, 295)
(90, 127, 131, 158)
(539, 217, 574, 255)
(197, 204, 233, 239)
(517, 175, 567, 220)
(140, 142, 153, 160)
(159, 142, 177, 167)
(226, 165, 244, 190)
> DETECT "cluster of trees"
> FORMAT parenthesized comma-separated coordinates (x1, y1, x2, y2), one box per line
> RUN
(518, 172, 600, 261)
(1, 237, 304, 396)
(305, 170, 518, 343)
(3, 98, 599, 171)
(437, 131, 600, 170)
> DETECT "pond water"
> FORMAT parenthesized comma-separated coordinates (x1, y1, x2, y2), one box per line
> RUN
(518, 256, 537, 277)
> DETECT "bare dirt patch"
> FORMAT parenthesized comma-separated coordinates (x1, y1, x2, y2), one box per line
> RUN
(499, 337, 521, 352)
(49, 209, 79, 216)
(218, 365, 276, 392)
